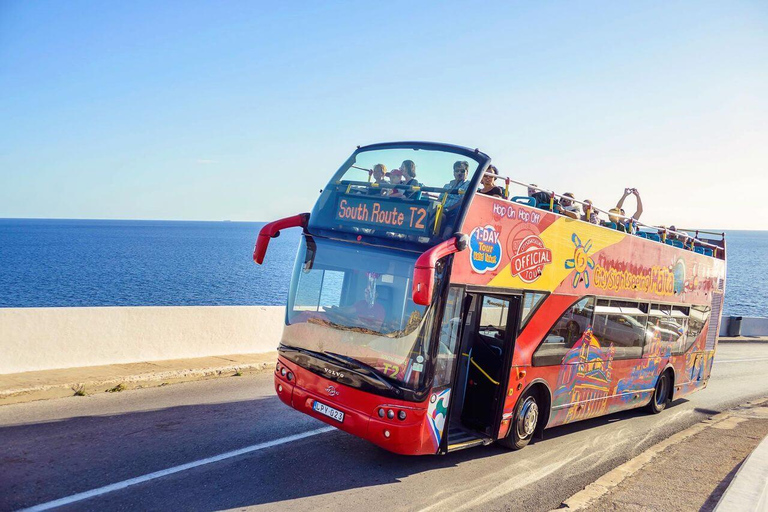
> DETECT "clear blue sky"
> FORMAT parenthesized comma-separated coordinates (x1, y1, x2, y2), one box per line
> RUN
(1, 1, 766, 229)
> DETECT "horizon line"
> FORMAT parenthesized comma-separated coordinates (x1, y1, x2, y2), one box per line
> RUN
(0, 216, 764, 233)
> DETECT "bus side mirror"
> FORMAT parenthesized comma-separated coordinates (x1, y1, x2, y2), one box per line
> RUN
(253, 213, 310, 265)
(412, 233, 468, 306)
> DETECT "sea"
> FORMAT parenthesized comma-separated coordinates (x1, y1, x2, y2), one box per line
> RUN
(0, 219, 765, 318)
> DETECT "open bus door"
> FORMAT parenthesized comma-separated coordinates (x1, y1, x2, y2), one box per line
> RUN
(432, 287, 521, 454)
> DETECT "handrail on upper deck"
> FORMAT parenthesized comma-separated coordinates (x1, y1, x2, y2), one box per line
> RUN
(482, 172, 724, 254)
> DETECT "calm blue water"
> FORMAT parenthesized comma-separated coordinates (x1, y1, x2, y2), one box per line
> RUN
(0, 219, 765, 317)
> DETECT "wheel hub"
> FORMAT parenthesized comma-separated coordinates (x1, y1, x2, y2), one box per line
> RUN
(517, 398, 539, 439)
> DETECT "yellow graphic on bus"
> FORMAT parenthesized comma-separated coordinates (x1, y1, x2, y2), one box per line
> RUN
(489, 217, 625, 292)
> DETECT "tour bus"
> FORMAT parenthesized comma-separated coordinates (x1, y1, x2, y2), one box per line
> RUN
(254, 141, 726, 455)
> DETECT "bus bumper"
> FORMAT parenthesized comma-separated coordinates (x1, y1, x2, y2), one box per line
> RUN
(274, 373, 436, 455)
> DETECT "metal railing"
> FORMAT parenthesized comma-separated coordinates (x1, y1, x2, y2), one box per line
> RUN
(346, 165, 723, 254)
(483, 172, 724, 254)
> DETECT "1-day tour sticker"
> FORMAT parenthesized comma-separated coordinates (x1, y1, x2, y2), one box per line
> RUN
(469, 225, 502, 274)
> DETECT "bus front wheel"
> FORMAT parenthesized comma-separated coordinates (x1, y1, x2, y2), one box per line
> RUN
(647, 371, 671, 414)
(499, 390, 540, 450)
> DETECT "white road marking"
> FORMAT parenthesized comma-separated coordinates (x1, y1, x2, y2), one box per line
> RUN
(716, 357, 768, 364)
(19, 426, 335, 512)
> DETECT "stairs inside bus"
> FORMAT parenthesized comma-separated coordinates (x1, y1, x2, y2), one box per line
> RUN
(446, 425, 493, 452)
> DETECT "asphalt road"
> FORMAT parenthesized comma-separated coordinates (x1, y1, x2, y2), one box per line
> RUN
(3, 342, 768, 512)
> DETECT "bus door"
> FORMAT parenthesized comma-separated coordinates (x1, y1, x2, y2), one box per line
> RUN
(443, 290, 521, 452)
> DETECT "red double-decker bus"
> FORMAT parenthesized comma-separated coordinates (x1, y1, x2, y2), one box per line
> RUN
(255, 142, 726, 455)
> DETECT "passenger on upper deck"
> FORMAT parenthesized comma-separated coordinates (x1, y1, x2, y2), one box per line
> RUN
(528, 184, 559, 211)
(444, 161, 471, 208)
(615, 188, 644, 222)
(603, 188, 643, 232)
(400, 160, 421, 199)
(478, 165, 504, 198)
(666, 225, 693, 247)
(561, 192, 580, 219)
(581, 199, 599, 224)
(369, 164, 389, 196)
(387, 168, 405, 198)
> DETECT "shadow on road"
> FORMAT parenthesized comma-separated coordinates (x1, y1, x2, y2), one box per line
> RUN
(541, 398, 690, 442)
(1, 394, 697, 511)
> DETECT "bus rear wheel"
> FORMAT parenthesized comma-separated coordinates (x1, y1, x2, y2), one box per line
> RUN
(499, 391, 540, 450)
(647, 371, 671, 414)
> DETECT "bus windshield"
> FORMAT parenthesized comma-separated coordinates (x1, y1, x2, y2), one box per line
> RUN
(309, 145, 484, 246)
(282, 235, 436, 390)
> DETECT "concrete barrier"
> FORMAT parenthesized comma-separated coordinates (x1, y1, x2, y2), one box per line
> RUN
(719, 316, 768, 337)
(0, 306, 286, 375)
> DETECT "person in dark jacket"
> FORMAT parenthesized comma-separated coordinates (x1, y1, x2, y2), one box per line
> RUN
(478, 165, 505, 198)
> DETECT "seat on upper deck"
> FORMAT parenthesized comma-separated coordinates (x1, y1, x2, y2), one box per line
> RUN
(511, 196, 536, 206)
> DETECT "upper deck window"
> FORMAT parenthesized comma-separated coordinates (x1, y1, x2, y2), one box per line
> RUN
(309, 146, 484, 245)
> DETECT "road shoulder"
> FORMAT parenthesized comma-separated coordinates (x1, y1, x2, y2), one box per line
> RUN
(556, 398, 768, 511)
(0, 352, 277, 405)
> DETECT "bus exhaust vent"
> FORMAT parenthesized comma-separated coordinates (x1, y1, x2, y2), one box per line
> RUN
(706, 291, 723, 350)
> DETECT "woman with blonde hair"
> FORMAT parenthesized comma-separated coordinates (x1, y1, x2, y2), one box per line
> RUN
(369, 163, 389, 196)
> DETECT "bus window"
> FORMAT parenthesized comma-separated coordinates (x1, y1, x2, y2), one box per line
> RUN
(648, 303, 688, 355)
(284, 235, 438, 390)
(533, 297, 595, 366)
(684, 305, 711, 352)
(520, 291, 547, 331)
(479, 296, 509, 341)
(434, 287, 464, 387)
(592, 299, 647, 359)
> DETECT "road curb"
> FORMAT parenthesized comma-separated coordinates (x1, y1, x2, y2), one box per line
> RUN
(554, 397, 768, 511)
(0, 358, 276, 406)
(714, 431, 768, 511)
(719, 337, 768, 344)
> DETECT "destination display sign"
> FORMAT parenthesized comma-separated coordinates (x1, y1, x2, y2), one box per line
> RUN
(334, 195, 430, 235)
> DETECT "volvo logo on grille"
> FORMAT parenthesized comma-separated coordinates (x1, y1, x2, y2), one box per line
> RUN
(325, 385, 340, 397)
(323, 368, 345, 379)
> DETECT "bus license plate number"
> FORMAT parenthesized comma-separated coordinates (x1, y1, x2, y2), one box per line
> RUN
(313, 400, 344, 422)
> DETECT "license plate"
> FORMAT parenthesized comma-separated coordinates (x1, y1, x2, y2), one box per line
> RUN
(313, 400, 345, 422)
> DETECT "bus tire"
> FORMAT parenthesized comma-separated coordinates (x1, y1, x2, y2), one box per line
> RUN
(647, 370, 671, 414)
(499, 390, 540, 450)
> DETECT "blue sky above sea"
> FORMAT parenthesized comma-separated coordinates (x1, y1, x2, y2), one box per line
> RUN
(1, 1, 767, 230)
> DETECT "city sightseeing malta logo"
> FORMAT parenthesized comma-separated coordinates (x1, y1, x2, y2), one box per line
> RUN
(565, 233, 595, 288)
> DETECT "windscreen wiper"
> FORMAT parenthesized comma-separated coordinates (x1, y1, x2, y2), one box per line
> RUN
(323, 351, 400, 394)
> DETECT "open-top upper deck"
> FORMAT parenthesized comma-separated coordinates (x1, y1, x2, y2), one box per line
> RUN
(305, 141, 725, 262)
(307, 141, 491, 249)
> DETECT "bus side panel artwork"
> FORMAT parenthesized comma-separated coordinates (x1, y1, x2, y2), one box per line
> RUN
(453, 194, 725, 304)
(455, 194, 726, 432)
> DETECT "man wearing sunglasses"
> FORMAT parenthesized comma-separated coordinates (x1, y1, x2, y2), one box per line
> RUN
(443, 160, 471, 209)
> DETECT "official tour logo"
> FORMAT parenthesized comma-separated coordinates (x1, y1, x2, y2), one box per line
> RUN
(510, 234, 552, 283)
(469, 225, 502, 274)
